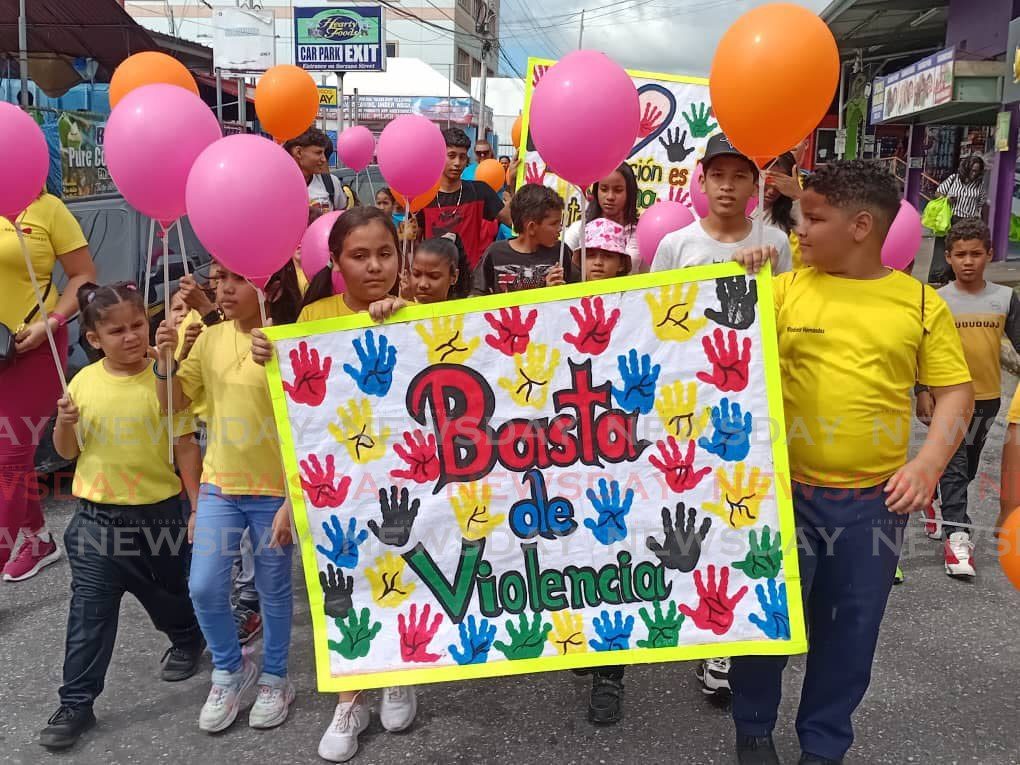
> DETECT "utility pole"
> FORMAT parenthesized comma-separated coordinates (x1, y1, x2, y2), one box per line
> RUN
(475, 2, 496, 141)
(578, 9, 585, 49)
(18, 0, 28, 108)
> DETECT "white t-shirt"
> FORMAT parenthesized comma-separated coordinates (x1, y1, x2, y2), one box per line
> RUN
(308, 173, 348, 214)
(650, 219, 793, 274)
(564, 219, 642, 272)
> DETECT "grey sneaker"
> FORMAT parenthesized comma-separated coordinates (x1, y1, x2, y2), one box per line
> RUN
(318, 699, 370, 762)
(379, 685, 417, 732)
(249, 675, 295, 729)
(198, 657, 258, 733)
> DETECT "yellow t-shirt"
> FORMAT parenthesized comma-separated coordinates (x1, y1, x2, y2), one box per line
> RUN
(298, 293, 358, 323)
(0, 193, 88, 329)
(175, 309, 208, 421)
(69, 361, 195, 505)
(1007, 388, 1020, 423)
(177, 321, 285, 495)
(789, 231, 805, 271)
(775, 268, 971, 488)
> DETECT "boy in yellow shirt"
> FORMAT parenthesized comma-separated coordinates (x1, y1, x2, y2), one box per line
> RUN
(732, 161, 974, 765)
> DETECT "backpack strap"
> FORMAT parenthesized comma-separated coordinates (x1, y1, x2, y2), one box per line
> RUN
(320, 173, 336, 209)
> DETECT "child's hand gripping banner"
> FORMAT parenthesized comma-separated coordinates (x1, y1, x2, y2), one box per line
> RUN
(265, 265, 806, 691)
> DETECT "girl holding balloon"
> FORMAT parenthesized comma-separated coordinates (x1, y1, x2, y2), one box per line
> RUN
(563, 163, 641, 271)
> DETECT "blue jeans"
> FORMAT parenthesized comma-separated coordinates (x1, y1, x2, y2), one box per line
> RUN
(189, 485, 293, 677)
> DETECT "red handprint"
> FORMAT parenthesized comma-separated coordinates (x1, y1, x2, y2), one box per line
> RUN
(532, 64, 549, 87)
(398, 603, 444, 663)
(669, 185, 692, 209)
(484, 307, 538, 356)
(525, 162, 547, 186)
(697, 328, 752, 392)
(299, 454, 351, 509)
(680, 564, 748, 636)
(638, 103, 665, 138)
(390, 430, 440, 483)
(283, 341, 332, 406)
(563, 296, 621, 355)
(649, 437, 711, 493)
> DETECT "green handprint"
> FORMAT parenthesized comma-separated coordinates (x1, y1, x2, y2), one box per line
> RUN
(637, 600, 684, 648)
(328, 607, 382, 660)
(732, 526, 783, 580)
(683, 102, 718, 139)
(494, 614, 551, 660)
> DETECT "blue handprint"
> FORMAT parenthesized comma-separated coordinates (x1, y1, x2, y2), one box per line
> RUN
(698, 397, 753, 462)
(316, 516, 369, 569)
(449, 615, 497, 665)
(584, 479, 634, 545)
(749, 578, 790, 640)
(590, 609, 634, 652)
(612, 349, 660, 414)
(343, 330, 397, 396)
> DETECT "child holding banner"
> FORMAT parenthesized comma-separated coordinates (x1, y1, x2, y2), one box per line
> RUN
(563, 164, 641, 272)
(731, 161, 973, 764)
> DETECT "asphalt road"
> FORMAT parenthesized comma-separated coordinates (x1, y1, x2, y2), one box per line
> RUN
(3, 385, 1020, 765)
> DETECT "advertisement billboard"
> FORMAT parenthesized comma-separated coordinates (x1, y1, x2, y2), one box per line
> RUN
(294, 6, 386, 72)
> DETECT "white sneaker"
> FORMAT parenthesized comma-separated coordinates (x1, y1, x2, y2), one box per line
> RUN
(944, 532, 976, 577)
(696, 657, 731, 695)
(249, 675, 296, 729)
(379, 685, 417, 732)
(199, 657, 258, 732)
(318, 699, 370, 762)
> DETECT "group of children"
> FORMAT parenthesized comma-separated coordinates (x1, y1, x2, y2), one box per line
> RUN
(39, 119, 1016, 765)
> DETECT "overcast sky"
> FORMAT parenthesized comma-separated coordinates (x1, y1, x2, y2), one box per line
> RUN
(498, 0, 831, 78)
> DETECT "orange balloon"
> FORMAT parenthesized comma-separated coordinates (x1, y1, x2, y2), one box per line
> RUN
(109, 52, 198, 109)
(392, 180, 441, 214)
(998, 507, 1020, 589)
(511, 114, 523, 149)
(255, 65, 319, 141)
(475, 159, 505, 191)
(709, 3, 838, 163)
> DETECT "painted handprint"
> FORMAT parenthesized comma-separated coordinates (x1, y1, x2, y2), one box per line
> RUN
(549, 611, 588, 655)
(390, 429, 440, 483)
(683, 102, 718, 138)
(328, 608, 382, 660)
(300, 454, 351, 509)
(655, 381, 710, 440)
(368, 486, 420, 546)
(648, 437, 711, 493)
(416, 314, 479, 364)
(494, 614, 551, 660)
(733, 526, 783, 580)
(636, 600, 684, 648)
(563, 296, 620, 355)
(698, 397, 753, 462)
(484, 306, 537, 356)
(749, 578, 790, 640)
(590, 610, 634, 652)
(669, 184, 693, 209)
(283, 341, 332, 406)
(499, 343, 560, 409)
(659, 127, 694, 163)
(680, 564, 749, 636)
(639, 102, 665, 137)
(703, 463, 771, 530)
(316, 516, 369, 569)
(646, 502, 711, 573)
(449, 615, 497, 665)
(365, 552, 416, 608)
(342, 329, 397, 396)
(584, 478, 634, 545)
(612, 349, 661, 414)
(329, 398, 390, 464)
(320, 563, 354, 619)
(450, 481, 505, 541)
(697, 328, 751, 392)
(646, 283, 708, 343)
(705, 275, 758, 331)
(525, 161, 547, 186)
(398, 603, 444, 663)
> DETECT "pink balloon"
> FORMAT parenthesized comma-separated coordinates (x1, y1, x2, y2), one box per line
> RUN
(690, 164, 758, 219)
(105, 84, 221, 223)
(377, 115, 445, 198)
(300, 210, 344, 283)
(638, 201, 696, 266)
(185, 134, 308, 281)
(0, 102, 49, 220)
(337, 126, 375, 173)
(529, 50, 639, 189)
(882, 199, 923, 271)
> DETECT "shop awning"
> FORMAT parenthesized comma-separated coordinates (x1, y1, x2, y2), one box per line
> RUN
(821, 0, 950, 59)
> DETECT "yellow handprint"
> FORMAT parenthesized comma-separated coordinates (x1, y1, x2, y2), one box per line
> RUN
(365, 552, 416, 608)
(548, 611, 588, 655)
(703, 463, 772, 530)
(645, 283, 708, 342)
(327, 398, 390, 464)
(498, 343, 560, 409)
(655, 381, 711, 440)
(450, 482, 505, 540)
(415, 315, 479, 364)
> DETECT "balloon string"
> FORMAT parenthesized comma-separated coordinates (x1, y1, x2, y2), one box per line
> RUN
(162, 224, 174, 465)
(403, 200, 411, 281)
(366, 169, 376, 200)
(176, 219, 190, 277)
(579, 185, 587, 283)
(256, 286, 269, 327)
(143, 217, 155, 307)
(559, 205, 567, 271)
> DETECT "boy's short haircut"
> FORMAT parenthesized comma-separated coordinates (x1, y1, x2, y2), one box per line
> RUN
(283, 127, 331, 156)
(510, 183, 563, 232)
(946, 217, 992, 252)
(803, 160, 900, 229)
(499, 155, 511, 162)
(443, 127, 471, 150)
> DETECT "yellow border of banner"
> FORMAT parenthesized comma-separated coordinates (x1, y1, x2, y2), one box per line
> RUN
(265, 264, 805, 692)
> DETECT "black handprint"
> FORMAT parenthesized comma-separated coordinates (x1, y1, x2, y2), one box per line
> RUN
(705, 275, 758, 330)
(659, 128, 694, 164)
(320, 563, 354, 619)
(368, 486, 421, 546)
(646, 503, 712, 572)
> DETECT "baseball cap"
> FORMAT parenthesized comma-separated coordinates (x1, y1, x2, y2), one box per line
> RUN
(700, 133, 758, 176)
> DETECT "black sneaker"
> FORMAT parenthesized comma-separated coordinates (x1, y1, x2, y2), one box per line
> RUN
(799, 755, 842, 764)
(39, 705, 96, 750)
(233, 602, 263, 646)
(737, 733, 781, 765)
(587, 673, 624, 725)
(160, 638, 205, 681)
